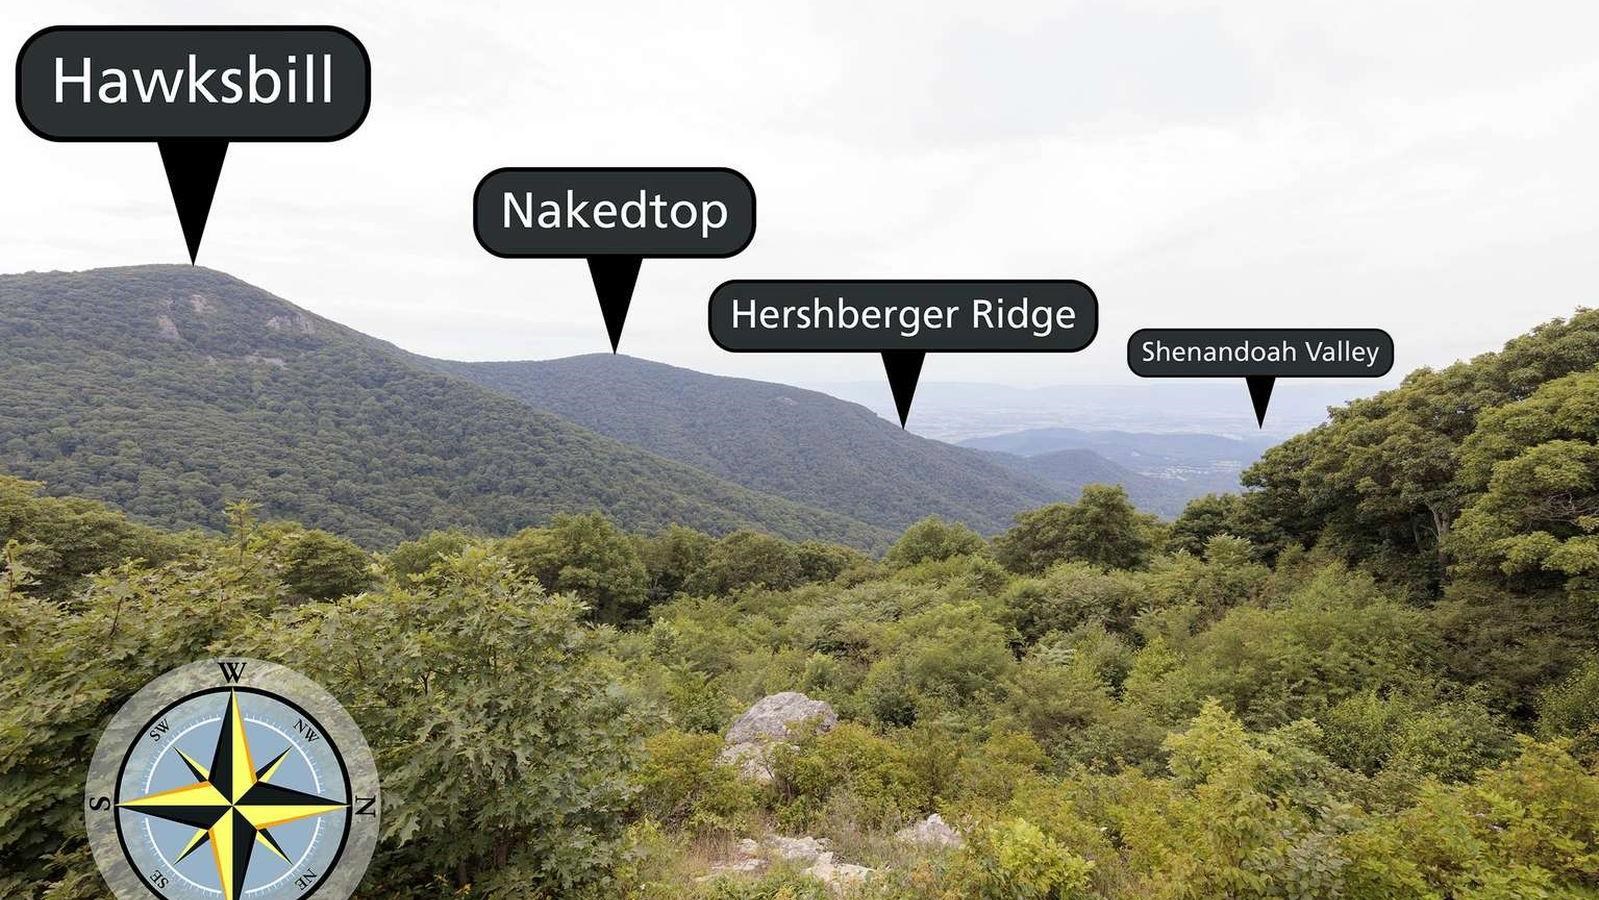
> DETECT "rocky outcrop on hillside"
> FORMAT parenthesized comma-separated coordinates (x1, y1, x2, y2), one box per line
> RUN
(896, 813, 962, 848)
(700, 834, 872, 892)
(718, 691, 837, 782)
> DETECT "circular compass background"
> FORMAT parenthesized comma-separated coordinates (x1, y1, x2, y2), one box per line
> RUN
(87, 659, 380, 900)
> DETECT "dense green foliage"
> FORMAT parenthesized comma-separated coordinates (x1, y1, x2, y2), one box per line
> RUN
(0, 266, 886, 548)
(992, 485, 1162, 574)
(0, 475, 189, 600)
(1, 532, 641, 898)
(1236, 308, 1599, 591)
(3, 309, 1598, 898)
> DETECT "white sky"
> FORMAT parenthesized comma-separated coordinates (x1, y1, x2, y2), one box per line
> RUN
(4, 1, 1598, 391)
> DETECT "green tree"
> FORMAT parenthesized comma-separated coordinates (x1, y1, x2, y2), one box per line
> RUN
(994, 486, 1156, 574)
(1166, 492, 1243, 557)
(252, 549, 644, 895)
(500, 513, 650, 624)
(265, 525, 373, 600)
(385, 529, 478, 580)
(684, 530, 803, 595)
(884, 516, 987, 568)
(639, 525, 714, 602)
(0, 474, 185, 600)
(1243, 310, 1599, 591)
(794, 539, 868, 583)
(1451, 370, 1599, 593)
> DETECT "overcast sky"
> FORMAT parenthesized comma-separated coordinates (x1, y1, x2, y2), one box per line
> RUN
(4, 1, 1598, 395)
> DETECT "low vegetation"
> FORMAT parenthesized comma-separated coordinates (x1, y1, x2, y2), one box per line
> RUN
(4, 309, 1598, 897)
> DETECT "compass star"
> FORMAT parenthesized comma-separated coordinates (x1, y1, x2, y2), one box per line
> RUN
(119, 690, 348, 900)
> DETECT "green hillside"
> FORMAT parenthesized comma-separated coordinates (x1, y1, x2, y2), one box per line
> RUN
(6, 307, 1599, 898)
(429, 353, 1071, 533)
(0, 266, 887, 547)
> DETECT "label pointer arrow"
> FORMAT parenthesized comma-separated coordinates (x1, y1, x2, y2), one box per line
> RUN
(587, 256, 643, 353)
(1246, 375, 1276, 428)
(881, 350, 926, 429)
(158, 140, 228, 264)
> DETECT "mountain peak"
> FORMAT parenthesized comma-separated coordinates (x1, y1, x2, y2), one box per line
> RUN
(0, 266, 886, 548)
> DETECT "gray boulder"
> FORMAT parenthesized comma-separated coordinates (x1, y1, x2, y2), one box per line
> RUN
(726, 691, 838, 744)
(719, 692, 838, 782)
(895, 813, 963, 848)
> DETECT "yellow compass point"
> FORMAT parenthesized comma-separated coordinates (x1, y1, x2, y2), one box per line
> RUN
(222, 690, 258, 802)
(117, 779, 226, 810)
(176, 827, 210, 862)
(239, 800, 350, 831)
(255, 830, 291, 863)
(257, 747, 291, 784)
(209, 810, 241, 900)
(176, 747, 210, 781)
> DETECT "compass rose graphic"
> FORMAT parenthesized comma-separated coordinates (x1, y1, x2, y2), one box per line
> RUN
(117, 690, 349, 900)
(87, 659, 381, 900)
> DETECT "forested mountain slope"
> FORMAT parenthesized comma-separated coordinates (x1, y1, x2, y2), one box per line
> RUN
(429, 353, 1081, 533)
(0, 266, 886, 547)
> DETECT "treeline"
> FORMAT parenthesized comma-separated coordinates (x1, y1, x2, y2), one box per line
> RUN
(3, 309, 1598, 898)
(1185, 308, 1599, 598)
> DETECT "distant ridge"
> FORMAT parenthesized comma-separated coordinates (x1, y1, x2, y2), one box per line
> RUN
(962, 426, 1275, 509)
(975, 447, 1191, 517)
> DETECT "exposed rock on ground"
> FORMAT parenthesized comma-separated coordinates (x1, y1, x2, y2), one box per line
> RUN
(766, 834, 830, 861)
(805, 852, 873, 890)
(895, 813, 963, 848)
(699, 833, 872, 892)
(718, 691, 838, 782)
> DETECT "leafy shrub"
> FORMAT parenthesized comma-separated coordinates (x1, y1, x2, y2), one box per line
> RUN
(635, 730, 756, 833)
(771, 723, 917, 830)
(1318, 689, 1514, 781)
(249, 549, 646, 896)
(1538, 657, 1599, 759)
(1342, 739, 1599, 897)
(949, 818, 1095, 900)
(1000, 562, 1141, 642)
(1124, 568, 1437, 728)
(697, 868, 831, 900)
